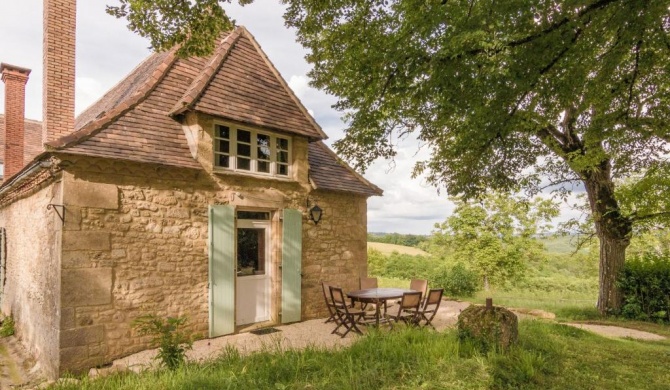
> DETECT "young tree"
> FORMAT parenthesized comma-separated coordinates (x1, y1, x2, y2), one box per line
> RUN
(432, 194, 558, 289)
(108, 0, 670, 314)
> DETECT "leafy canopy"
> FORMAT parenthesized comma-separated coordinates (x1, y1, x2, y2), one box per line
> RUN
(282, 0, 670, 201)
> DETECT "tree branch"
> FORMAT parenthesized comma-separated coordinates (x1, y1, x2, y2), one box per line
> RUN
(626, 39, 643, 119)
(631, 211, 670, 222)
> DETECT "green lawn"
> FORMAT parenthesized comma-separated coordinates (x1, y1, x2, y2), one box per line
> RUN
(53, 322, 670, 390)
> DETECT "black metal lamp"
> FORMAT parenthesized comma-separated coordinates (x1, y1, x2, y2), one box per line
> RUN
(309, 204, 323, 225)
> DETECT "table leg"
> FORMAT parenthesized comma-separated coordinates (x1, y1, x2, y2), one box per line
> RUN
(375, 298, 381, 326)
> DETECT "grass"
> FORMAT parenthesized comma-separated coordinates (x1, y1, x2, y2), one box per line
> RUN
(52, 322, 670, 390)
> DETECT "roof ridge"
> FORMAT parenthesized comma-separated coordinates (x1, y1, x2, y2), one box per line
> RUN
(169, 29, 242, 116)
(46, 49, 179, 150)
(239, 27, 328, 141)
(312, 141, 383, 195)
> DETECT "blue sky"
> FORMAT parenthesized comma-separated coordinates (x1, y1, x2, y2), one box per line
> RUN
(0, 1, 580, 234)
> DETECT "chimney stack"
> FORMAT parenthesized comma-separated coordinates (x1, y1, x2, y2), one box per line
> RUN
(1, 64, 31, 179)
(43, 0, 77, 143)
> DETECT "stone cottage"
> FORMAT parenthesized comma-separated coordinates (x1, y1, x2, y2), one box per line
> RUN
(0, 0, 381, 379)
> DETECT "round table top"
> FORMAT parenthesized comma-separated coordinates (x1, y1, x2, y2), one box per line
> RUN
(347, 287, 414, 300)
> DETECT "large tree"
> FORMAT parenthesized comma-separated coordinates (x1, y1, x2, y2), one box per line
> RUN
(108, 0, 670, 314)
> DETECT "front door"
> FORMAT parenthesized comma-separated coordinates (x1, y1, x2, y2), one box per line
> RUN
(235, 217, 271, 325)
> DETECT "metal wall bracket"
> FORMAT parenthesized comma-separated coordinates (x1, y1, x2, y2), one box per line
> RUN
(47, 204, 65, 223)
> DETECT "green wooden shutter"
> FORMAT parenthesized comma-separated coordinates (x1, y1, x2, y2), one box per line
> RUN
(209, 205, 235, 337)
(281, 209, 302, 323)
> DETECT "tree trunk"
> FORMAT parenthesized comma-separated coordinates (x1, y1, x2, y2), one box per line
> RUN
(582, 162, 632, 315)
(596, 233, 628, 314)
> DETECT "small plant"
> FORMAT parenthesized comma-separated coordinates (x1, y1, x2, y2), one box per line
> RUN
(0, 316, 15, 337)
(133, 314, 193, 370)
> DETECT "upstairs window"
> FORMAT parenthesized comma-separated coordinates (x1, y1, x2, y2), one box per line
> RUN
(214, 124, 291, 177)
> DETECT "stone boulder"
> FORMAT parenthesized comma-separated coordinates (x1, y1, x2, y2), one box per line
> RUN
(457, 305, 518, 351)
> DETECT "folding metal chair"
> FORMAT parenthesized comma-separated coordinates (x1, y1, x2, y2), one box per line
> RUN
(321, 281, 337, 324)
(386, 291, 422, 329)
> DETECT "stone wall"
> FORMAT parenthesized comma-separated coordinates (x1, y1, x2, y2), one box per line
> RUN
(0, 180, 62, 379)
(57, 154, 369, 373)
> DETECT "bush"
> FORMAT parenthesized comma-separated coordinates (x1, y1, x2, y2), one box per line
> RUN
(133, 315, 193, 370)
(618, 254, 670, 322)
(0, 316, 15, 337)
(431, 263, 480, 297)
(368, 249, 441, 281)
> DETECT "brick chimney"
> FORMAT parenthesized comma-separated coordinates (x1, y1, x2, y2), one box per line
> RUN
(1, 64, 31, 179)
(43, 0, 76, 143)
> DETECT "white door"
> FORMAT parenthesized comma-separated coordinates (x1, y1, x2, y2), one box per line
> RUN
(235, 219, 271, 325)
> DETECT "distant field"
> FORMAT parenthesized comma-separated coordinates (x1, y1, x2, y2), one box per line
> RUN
(367, 242, 428, 256)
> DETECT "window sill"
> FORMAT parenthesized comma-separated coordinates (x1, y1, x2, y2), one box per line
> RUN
(212, 167, 297, 183)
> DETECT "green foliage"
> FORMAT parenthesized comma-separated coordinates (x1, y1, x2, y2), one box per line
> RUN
(132, 315, 193, 370)
(367, 248, 440, 281)
(430, 193, 558, 288)
(431, 263, 480, 297)
(0, 316, 15, 337)
(618, 254, 670, 323)
(106, 0, 253, 57)
(367, 232, 428, 247)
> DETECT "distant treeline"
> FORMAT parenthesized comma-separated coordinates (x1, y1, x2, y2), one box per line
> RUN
(367, 232, 429, 247)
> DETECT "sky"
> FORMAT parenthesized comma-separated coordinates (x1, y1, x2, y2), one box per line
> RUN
(0, 1, 579, 234)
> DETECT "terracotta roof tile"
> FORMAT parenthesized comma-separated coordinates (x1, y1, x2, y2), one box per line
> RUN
(0, 115, 43, 165)
(191, 27, 326, 140)
(308, 142, 382, 197)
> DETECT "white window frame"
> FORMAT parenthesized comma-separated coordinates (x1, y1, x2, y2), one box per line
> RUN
(213, 122, 292, 178)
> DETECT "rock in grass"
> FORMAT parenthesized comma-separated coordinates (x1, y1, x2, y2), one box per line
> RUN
(457, 305, 518, 351)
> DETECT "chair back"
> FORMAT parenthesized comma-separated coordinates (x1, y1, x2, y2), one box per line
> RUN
(322, 281, 333, 304)
(330, 286, 347, 307)
(424, 288, 444, 308)
(398, 291, 422, 312)
(360, 277, 378, 290)
(409, 279, 428, 296)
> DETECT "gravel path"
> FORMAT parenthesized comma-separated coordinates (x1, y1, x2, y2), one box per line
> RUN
(108, 300, 472, 373)
(564, 323, 667, 341)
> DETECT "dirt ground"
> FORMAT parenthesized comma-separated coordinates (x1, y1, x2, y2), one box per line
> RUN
(564, 323, 667, 341)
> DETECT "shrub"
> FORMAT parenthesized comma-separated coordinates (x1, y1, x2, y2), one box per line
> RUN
(618, 254, 670, 322)
(133, 314, 193, 370)
(0, 316, 15, 337)
(431, 263, 480, 297)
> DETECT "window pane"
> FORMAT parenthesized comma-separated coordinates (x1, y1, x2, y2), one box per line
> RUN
(217, 125, 230, 139)
(277, 164, 288, 176)
(237, 143, 251, 157)
(238, 211, 270, 220)
(237, 228, 265, 276)
(238, 129, 251, 143)
(257, 134, 271, 160)
(238, 157, 251, 170)
(277, 150, 288, 163)
(277, 138, 289, 150)
(217, 154, 229, 168)
(258, 161, 270, 173)
(218, 140, 229, 153)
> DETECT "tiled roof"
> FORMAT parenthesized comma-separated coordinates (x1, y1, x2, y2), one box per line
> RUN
(308, 142, 382, 197)
(37, 26, 377, 196)
(175, 27, 326, 140)
(0, 115, 43, 165)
